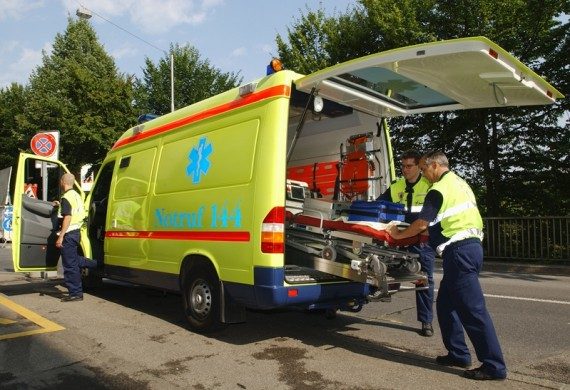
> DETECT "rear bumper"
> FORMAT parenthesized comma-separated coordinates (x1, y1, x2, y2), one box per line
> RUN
(224, 266, 371, 310)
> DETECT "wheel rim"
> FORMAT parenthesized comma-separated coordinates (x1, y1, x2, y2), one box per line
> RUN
(190, 279, 212, 319)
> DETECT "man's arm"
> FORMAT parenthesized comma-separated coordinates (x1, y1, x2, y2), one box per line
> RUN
(387, 189, 442, 240)
(55, 197, 72, 248)
(387, 218, 429, 239)
(56, 215, 71, 248)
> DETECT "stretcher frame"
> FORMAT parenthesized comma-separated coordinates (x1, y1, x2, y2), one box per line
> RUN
(286, 206, 429, 300)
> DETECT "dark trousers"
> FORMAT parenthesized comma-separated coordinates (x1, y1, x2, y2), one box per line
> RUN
(436, 238, 506, 377)
(410, 244, 435, 323)
(61, 229, 97, 297)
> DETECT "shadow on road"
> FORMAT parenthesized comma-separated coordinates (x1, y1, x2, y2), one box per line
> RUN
(75, 279, 466, 378)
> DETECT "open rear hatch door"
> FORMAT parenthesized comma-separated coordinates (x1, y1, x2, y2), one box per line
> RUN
(294, 36, 563, 117)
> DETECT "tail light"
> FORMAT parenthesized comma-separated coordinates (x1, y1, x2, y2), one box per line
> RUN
(261, 206, 285, 253)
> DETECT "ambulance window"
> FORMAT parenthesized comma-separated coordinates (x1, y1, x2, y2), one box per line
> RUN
(91, 162, 114, 203)
(115, 148, 155, 200)
(333, 67, 457, 109)
(23, 158, 63, 202)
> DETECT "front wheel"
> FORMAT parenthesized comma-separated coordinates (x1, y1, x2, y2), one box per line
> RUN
(182, 266, 222, 332)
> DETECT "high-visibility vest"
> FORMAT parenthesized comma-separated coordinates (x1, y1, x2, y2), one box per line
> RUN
(389, 176, 431, 216)
(428, 171, 483, 255)
(61, 189, 85, 231)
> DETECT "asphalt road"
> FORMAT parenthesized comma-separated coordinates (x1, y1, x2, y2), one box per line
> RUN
(0, 245, 568, 390)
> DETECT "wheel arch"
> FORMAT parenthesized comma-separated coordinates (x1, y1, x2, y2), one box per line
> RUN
(179, 253, 220, 290)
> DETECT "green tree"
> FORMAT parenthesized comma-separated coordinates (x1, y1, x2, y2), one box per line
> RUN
(276, 0, 569, 216)
(0, 83, 28, 170)
(134, 44, 241, 116)
(18, 18, 136, 174)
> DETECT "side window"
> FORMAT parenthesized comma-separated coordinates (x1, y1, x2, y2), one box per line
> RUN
(91, 163, 114, 203)
(23, 158, 64, 201)
(115, 148, 155, 199)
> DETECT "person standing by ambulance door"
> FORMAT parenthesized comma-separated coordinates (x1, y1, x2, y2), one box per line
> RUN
(53, 173, 98, 302)
(387, 151, 506, 381)
(377, 150, 435, 337)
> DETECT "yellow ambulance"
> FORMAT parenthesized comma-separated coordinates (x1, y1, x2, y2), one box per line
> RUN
(11, 37, 562, 331)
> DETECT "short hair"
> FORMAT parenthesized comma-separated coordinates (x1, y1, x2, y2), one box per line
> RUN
(400, 150, 421, 164)
(60, 173, 76, 186)
(423, 150, 449, 167)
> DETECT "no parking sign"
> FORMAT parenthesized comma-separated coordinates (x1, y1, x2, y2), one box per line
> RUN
(30, 131, 59, 159)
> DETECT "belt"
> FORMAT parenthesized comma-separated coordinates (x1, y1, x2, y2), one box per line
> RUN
(442, 237, 481, 254)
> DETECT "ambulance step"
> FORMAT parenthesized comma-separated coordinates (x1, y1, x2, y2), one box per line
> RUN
(284, 265, 346, 284)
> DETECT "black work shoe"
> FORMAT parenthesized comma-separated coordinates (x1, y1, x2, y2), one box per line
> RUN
(420, 322, 434, 337)
(435, 354, 471, 368)
(61, 295, 83, 302)
(464, 366, 506, 380)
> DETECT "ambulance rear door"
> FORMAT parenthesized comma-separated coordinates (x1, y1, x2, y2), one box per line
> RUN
(11, 153, 86, 272)
(294, 36, 563, 118)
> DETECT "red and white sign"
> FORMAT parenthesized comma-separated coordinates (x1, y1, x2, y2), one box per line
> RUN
(30, 132, 59, 158)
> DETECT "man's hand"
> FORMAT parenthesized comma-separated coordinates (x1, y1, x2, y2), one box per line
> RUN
(52, 200, 60, 207)
(387, 224, 401, 239)
(55, 235, 63, 248)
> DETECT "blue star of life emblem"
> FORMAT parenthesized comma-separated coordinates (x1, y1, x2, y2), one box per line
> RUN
(186, 137, 213, 184)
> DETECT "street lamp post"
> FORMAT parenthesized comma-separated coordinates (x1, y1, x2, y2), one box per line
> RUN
(76, 6, 175, 112)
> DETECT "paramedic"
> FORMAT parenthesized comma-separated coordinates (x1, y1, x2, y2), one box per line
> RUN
(377, 150, 435, 337)
(386, 151, 506, 381)
(53, 173, 98, 302)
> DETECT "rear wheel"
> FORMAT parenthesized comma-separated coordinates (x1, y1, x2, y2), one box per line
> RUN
(182, 266, 222, 332)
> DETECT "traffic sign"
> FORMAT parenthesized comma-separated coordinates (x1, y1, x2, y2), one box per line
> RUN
(30, 132, 57, 158)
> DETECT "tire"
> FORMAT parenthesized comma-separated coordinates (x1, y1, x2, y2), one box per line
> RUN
(182, 266, 222, 332)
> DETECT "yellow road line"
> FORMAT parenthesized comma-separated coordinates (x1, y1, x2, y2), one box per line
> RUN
(0, 317, 17, 325)
(0, 295, 65, 340)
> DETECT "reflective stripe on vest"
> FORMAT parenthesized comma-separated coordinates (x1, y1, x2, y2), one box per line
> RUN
(428, 172, 483, 255)
(61, 190, 85, 231)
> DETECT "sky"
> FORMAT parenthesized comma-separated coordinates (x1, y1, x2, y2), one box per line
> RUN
(0, 0, 358, 88)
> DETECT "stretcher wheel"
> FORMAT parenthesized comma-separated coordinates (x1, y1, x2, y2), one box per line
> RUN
(369, 255, 387, 277)
(321, 245, 337, 261)
(405, 259, 422, 274)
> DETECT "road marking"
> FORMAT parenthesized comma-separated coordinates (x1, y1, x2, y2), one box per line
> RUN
(483, 293, 570, 305)
(0, 295, 65, 340)
(0, 317, 17, 325)
(434, 289, 570, 305)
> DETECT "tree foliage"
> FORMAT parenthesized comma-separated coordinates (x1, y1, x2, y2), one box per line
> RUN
(133, 44, 242, 116)
(18, 18, 136, 174)
(277, 0, 569, 216)
(0, 83, 28, 170)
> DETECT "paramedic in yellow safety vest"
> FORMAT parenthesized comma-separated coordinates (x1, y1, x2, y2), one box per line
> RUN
(53, 173, 98, 302)
(377, 150, 435, 337)
(387, 151, 507, 381)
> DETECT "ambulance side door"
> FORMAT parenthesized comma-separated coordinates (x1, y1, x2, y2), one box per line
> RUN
(11, 153, 83, 272)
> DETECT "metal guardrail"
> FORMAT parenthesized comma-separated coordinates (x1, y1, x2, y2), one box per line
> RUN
(483, 216, 569, 263)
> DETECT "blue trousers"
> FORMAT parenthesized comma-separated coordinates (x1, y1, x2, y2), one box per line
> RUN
(409, 244, 435, 323)
(436, 238, 506, 377)
(61, 230, 97, 297)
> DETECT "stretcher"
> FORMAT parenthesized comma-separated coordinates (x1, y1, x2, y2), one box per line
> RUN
(286, 206, 429, 300)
